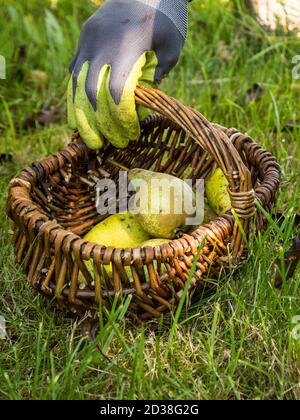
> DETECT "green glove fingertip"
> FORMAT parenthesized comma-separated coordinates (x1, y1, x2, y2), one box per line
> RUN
(96, 65, 138, 149)
(137, 51, 158, 121)
(96, 52, 157, 149)
(67, 77, 77, 129)
(73, 62, 104, 150)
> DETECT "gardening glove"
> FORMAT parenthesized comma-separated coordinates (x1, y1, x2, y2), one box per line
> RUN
(68, 0, 189, 149)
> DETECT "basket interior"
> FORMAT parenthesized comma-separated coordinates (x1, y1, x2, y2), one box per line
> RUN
(32, 116, 215, 238)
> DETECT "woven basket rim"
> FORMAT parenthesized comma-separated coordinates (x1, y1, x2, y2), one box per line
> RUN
(8, 120, 279, 265)
(7, 83, 282, 264)
(9, 137, 236, 265)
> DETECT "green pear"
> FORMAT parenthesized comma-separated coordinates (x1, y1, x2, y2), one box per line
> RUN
(79, 211, 150, 286)
(190, 200, 218, 233)
(205, 168, 231, 216)
(139, 238, 169, 248)
(84, 211, 150, 248)
(128, 169, 195, 239)
(203, 200, 218, 224)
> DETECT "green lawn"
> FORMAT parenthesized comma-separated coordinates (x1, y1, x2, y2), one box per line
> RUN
(0, 0, 299, 400)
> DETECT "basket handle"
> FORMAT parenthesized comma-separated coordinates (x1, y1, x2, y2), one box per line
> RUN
(135, 86, 256, 259)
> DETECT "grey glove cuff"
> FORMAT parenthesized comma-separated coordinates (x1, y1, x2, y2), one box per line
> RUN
(135, 0, 188, 39)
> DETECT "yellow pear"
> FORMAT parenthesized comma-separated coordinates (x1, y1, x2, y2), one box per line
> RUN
(84, 211, 150, 248)
(139, 238, 169, 247)
(206, 168, 231, 216)
(203, 200, 218, 224)
(190, 201, 218, 234)
(79, 212, 150, 286)
(128, 169, 195, 239)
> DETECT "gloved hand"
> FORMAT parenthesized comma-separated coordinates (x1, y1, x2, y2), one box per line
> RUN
(68, 0, 188, 149)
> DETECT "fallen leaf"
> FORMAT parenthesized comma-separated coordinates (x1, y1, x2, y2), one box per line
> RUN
(90, 0, 104, 6)
(14, 45, 27, 81)
(21, 105, 62, 130)
(280, 120, 300, 132)
(50, 0, 58, 9)
(245, 83, 264, 105)
(274, 212, 300, 228)
(0, 153, 13, 164)
(216, 41, 233, 63)
(274, 236, 300, 288)
(80, 319, 97, 342)
(29, 70, 48, 85)
(80, 319, 112, 360)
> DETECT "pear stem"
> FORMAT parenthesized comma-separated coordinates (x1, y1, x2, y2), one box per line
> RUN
(107, 158, 129, 172)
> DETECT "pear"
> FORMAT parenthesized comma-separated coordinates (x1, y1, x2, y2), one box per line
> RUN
(128, 169, 195, 239)
(203, 200, 218, 224)
(205, 168, 231, 216)
(190, 200, 218, 234)
(84, 211, 150, 248)
(139, 238, 169, 248)
(79, 212, 150, 286)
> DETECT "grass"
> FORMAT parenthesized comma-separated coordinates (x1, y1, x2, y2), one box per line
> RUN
(0, 0, 300, 400)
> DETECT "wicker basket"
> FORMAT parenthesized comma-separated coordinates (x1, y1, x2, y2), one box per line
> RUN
(7, 87, 281, 322)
